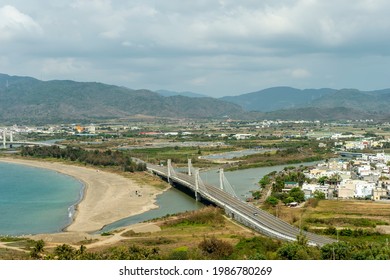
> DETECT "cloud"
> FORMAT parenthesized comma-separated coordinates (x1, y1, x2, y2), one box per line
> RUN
(2, 1, 390, 96)
(291, 68, 311, 79)
(41, 58, 90, 76)
(0, 5, 43, 41)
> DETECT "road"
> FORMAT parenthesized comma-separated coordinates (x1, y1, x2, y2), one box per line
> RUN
(147, 163, 335, 247)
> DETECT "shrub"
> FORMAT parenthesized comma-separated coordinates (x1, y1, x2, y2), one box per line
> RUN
(198, 237, 233, 259)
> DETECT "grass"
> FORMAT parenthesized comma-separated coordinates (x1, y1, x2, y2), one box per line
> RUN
(103, 207, 255, 258)
(161, 207, 225, 228)
(274, 200, 390, 240)
(0, 236, 25, 242)
(0, 248, 28, 260)
(128, 146, 236, 166)
(304, 217, 389, 228)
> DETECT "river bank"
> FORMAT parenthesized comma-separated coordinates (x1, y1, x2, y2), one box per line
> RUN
(0, 158, 165, 234)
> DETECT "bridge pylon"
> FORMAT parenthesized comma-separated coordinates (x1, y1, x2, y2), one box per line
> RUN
(188, 158, 192, 176)
(219, 168, 224, 190)
(219, 168, 238, 198)
(195, 168, 200, 201)
(167, 159, 172, 182)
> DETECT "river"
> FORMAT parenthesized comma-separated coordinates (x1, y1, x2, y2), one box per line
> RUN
(200, 161, 322, 201)
(100, 161, 322, 232)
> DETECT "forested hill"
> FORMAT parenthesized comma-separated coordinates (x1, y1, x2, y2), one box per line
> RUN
(2, 73, 390, 124)
(0, 74, 244, 124)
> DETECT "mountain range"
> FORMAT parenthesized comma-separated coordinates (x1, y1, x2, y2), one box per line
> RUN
(0, 73, 389, 124)
(156, 89, 208, 98)
(0, 74, 243, 124)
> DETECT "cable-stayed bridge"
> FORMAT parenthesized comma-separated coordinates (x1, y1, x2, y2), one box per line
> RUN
(1, 130, 58, 149)
(147, 159, 335, 247)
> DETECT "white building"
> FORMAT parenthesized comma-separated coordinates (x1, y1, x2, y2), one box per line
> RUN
(233, 134, 252, 140)
(354, 181, 375, 199)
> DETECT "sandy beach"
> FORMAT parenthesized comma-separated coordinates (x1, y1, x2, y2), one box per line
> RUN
(0, 158, 165, 233)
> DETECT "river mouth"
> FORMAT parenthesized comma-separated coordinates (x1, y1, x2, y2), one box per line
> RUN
(98, 160, 323, 233)
(97, 187, 204, 233)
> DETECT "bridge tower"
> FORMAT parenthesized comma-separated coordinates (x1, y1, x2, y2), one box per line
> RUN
(188, 158, 192, 176)
(167, 159, 172, 182)
(219, 168, 224, 190)
(10, 131, 13, 143)
(194, 168, 200, 201)
(218, 168, 238, 198)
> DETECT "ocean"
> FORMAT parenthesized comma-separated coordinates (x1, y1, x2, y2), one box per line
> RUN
(0, 162, 83, 236)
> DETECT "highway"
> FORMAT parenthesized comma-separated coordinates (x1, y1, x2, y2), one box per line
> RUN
(147, 163, 335, 247)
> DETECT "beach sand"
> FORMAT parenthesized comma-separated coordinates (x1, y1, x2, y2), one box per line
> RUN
(0, 158, 165, 234)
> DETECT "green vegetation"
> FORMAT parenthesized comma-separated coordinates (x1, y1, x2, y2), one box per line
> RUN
(256, 166, 308, 205)
(0, 74, 244, 124)
(2, 205, 390, 260)
(304, 217, 388, 228)
(20, 146, 147, 172)
(225, 140, 333, 171)
(162, 207, 225, 227)
(198, 237, 234, 259)
(0, 236, 25, 242)
(128, 146, 234, 166)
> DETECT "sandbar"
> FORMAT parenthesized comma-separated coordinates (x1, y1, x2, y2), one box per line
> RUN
(0, 157, 165, 233)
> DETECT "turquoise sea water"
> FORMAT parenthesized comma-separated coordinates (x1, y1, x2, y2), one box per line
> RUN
(0, 162, 83, 236)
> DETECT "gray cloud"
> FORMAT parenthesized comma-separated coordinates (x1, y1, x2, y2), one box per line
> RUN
(0, 0, 390, 96)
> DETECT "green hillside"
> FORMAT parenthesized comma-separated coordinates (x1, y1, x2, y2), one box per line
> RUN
(0, 74, 244, 124)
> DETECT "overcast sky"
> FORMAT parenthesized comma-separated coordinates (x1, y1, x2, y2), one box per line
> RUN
(1, 0, 390, 97)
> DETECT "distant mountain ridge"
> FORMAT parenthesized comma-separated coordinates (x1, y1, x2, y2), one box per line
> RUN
(221, 86, 390, 120)
(1, 73, 390, 123)
(156, 89, 208, 98)
(0, 74, 244, 124)
(220, 87, 337, 112)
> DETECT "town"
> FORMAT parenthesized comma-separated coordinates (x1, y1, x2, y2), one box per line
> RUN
(2, 118, 390, 204)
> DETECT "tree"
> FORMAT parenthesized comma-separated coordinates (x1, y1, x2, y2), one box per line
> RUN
(265, 196, 279, 207)
(328, 173, 341, 185)
(198, 237, 233, 259)
(318, 176, 328, 185)
(252, 190, 262, 200)
(313, 190, 326, 200)
(283, 196, 295, 205)
(259, 176, 271, 188)
(321, 242, 352, 260)
(288, 187, 305, 203)
(277, 239, 320, 260)
(30, 239, 45, 259)
(54, 244, 76, 260)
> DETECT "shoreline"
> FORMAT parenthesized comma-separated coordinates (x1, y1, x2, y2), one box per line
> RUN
(0, 157, 167, 234)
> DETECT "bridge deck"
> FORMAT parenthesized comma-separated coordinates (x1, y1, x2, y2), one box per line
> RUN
(148, 163, 335, 247)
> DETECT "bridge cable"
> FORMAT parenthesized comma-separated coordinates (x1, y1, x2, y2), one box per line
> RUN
(222, 173, 238, 198)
